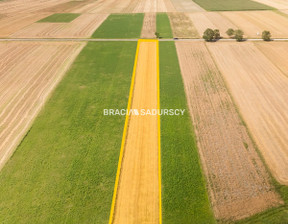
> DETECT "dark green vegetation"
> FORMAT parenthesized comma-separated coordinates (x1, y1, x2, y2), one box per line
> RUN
(156, 13, 173, 39)
(92, 13, 144, 38)
(37, 13, 80, 23)
(159, 42, 215, 224)
(0, 42, 137, 223)
(192, 0, 273, 11)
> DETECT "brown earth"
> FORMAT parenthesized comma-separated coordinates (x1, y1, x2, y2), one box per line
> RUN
(221, 11, 288, 38)
(208, 42, 288, 185)
(170, 0, 205, 12)
(175, 41, 282, 221)
(11, 13, 108, 38)
(0, 41, 85, 170)
(188, 12, 238, 38)
(256, 42, 288, 77)
(252, 0, 288, 9)
(141, 13, 156, 38)
(113, 41, 159, 223)
(168, 12, 199, 38)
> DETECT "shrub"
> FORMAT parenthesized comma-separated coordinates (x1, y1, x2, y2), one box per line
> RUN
(214, 29, 221, 40)
(234, 29, 244, 42)
(226, 28, 235, 37)
(262, 30, 271, 41)
(203, 28, 215, 42)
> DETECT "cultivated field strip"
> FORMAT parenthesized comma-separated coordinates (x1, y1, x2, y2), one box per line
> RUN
(221, 11, 288, 38)
(113, 41, 159, 223)
(141, 13, 156, 38)
(170, 0, 205, 12)
(0, 13, 51, 37)
(208, 42, 288, 185)
(168, 12, 199, 38)
(176, 42, 282, 221)
(256, 42, 288, 78)
(0, 42, 84, 170)
(11, 14, 108, 38)
(252, 0, 288, 9)
(188, 12, 238, 38)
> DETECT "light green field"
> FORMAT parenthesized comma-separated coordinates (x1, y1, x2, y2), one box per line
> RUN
(192, 0, 273, 11)
(159, 41, 216, 224)
(92, 13, 144, 39)
(37, 13, 80, 23)
(156, 13, 173, 39)
(0, 42, 136, 223)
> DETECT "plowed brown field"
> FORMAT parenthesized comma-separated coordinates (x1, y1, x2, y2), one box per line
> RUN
(208, 42, 288, 185)
(0, 42, 85, 170)
(141, 13, 156, 38)
(170, 0, 205, 12)
(113, 41, 159, 223)
(256, 42, 288, 78)
(168, 12, 199, 38)
(175, 42, 282, 221)
(188, 12, 238, 38)
(11, 14, 108, 38)
(221, 11, 288, 38)
(252, 0, 288, 9)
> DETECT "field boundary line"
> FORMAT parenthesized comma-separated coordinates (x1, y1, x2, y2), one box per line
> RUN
(108, 40, 140, 224)
(156, 39, 162, 224)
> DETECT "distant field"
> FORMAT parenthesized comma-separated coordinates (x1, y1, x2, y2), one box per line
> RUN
(92, 13, 144, 38)
(156, 13, 173, 38)
(192, 0, 273, 11)
(159, 41, 215, 224)
(0, 42, 137, 223)
(37, 13, 80, 23)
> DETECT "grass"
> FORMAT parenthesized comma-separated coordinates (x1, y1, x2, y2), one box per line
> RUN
(37, 13, 80, 23)
(159, 41, 216, 224)
(156, 13, 173, 39)
(192, 0, 273, 11)
(0, 42, 137, 223)
(92, 13, 144, 39)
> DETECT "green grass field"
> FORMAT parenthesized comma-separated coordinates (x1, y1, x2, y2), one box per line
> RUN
(92, 13, 144, 39)
(0, 42, 137, 223)
(156, 13, 173, 39)
(192, 0, 273, 11)
(37, 13, 80, 23)
(159, 41, 216, 224)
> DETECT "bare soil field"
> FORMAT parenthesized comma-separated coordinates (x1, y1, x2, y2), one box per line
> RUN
(175, 42, 281, 221)
(40, 0, 95, 13)
(208, 42, 288, 185)
(170, 0, 205, 12)
(141, 13, 156, 38)
(252, 0, 288, 9)
(256, 42, 288, 77)
(0, 41, 84, 170)
(0, 0, 70, 15)
(114, 41, 159, 223)
(11, 14, 108, 38)
(0, 13, 51, 37)
(188, 12, 238, 38)
(221, 11, 288, 38)
(168, 12, 199, 38)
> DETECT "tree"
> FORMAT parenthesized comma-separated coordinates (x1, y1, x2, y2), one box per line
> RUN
(262, 30, 271, 41)
(203, 28, 215, 42)
(214, 29, 221, 40)
(226, 28, 235, 37)
(234, 29, 244, 42)
(155, 32, 160, 39)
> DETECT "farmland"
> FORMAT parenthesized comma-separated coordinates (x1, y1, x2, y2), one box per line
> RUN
(0, 42, 137, 223)
(0, 0, 288, 223)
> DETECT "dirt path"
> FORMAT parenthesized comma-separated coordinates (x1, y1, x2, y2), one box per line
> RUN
(113, 41, 159, 223)
(141, 13, 156, 38)
(168, 12, 199, 38)
(0, 42, 85, 170)
(208, 42, 288, 185)
(176, 41, 282, 221)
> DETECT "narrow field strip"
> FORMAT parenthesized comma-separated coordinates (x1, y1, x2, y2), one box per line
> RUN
(176, 41, 282, 221)
(92, 13, 144, 39)
(159, 41, 215, 223)
(111, 40, 161, 223)
(37, 13, 80, 23)
(0, 42, 137, 223)
(156, 13, 173, 38)
(141, 13, 156, 39)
